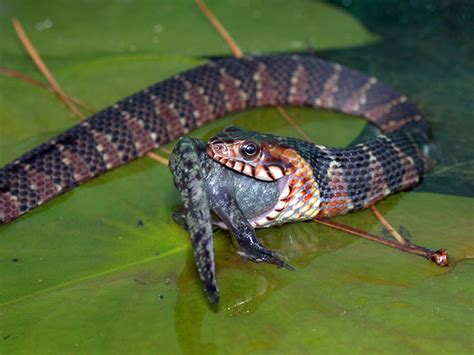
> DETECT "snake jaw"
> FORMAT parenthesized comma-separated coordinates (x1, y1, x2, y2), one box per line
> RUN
(206, 127, 323, 228)
(206, 128, 299, 182)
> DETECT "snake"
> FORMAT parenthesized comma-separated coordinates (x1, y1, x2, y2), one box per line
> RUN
(0, 54, 434, 302)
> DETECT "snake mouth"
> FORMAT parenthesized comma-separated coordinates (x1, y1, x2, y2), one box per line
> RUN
(207, 142, 286, 182)
(206, 127, 294, 182)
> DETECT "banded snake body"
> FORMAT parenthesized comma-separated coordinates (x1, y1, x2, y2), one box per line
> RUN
(0, 54, 434, 302)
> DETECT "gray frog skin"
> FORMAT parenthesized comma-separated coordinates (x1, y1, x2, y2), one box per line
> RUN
(169, 137, 293, 303)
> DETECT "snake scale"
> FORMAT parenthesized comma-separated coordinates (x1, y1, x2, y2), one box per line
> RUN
(0, 54, 432, 224)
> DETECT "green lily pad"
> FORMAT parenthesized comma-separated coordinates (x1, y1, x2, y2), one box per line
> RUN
(0, 55, 206, 161)
(1, 0, 473, 353)
(1, 191, 473, 353)
(0, 0, 377, 61)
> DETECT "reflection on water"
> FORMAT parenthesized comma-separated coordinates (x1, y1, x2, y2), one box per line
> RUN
(175, 252, 217, 355)
(173, 210, 386, 353)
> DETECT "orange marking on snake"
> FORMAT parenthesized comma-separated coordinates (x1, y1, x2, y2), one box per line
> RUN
(219, 71, 247, 112)
(61, 148, 91, 182)
(123, 115, 157, 155)
(0, 192, 21, 223)
(254, 63, 277, 106)
(91, 130, 122, 170)
(27, 170, 57, 204)
(154, 97, 186, 139)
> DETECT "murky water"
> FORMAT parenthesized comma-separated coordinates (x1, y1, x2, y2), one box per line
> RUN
(327, 0, 474, 198)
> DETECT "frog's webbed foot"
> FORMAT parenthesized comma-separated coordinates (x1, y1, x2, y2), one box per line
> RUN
(169, 138, 219, 304)
(229, 222, 294, 270)
(237, 242, 295, 271)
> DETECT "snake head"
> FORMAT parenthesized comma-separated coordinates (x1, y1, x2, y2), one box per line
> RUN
(206, 126, 300, 181)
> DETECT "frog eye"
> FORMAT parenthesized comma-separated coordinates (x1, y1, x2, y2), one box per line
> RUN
(240, 141, 260, 160)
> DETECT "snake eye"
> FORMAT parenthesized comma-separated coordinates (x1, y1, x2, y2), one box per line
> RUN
(240, 142, 260, 160)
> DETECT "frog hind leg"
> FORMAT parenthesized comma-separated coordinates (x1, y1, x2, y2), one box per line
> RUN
(207, 176, 294, 271)
(169, 138, 220, 303)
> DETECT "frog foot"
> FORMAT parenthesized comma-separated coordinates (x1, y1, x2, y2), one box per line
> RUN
(237, 244, 295, 271)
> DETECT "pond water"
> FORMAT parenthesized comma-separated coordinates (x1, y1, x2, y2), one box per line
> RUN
(327, 0, 473, 198)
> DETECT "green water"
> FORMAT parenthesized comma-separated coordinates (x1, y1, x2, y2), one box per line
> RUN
(328, 0, 474, 197)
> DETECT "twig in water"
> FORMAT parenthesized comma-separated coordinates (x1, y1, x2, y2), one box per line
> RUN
(314, 218, 448, 266)
(10, 18, 170, 164)
(12, 18, 85, 119)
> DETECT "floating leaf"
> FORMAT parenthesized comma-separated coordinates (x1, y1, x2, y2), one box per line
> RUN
(0, 0, 472, 353)
(0, 0, 377, 61)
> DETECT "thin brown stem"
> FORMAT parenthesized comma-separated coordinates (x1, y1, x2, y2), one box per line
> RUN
(195, 0, 243, 58)
(370, 205, 408, 244)
(306, 38, 317, 57)
(0, 66, 50, 90)
(314, 218, 448, 266)
(0, 66, 97, 113)
(195, 0, 310, 141)
(147, 152, 169, 165)
(12, 18, 85, 119)
(276, 107, 312, 141)
(11, 22, 171, 163)
(158, 146, 173, 155)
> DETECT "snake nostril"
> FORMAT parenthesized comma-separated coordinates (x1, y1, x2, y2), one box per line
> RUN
(210, 142, 228, 155)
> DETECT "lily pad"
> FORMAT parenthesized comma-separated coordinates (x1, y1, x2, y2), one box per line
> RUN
(1, 0, 473, 354)
(1, 192, 473, 353)
(0, 0, 377, 61)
